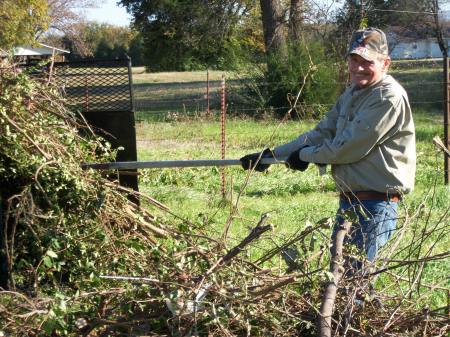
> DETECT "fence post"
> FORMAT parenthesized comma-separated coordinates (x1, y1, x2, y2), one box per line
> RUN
(206, 69, 210, 116)
(127, 57, 136, 113)
(444, 56, 449, 184)
(47, 48, 56, 84)
(221, 74, 226, 198)
(85, 77, 89, 112)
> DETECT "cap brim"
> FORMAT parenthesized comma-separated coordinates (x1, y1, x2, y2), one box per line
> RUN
(348, 49, 377, 62)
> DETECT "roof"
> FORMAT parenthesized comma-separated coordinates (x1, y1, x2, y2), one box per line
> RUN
(1, 43, 70, 57)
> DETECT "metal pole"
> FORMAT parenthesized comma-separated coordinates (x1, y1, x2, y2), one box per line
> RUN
(85, 77, 89, 112)
(206, 69, 210, 116)
(221, 74, 226, 198)
(445, 56, 450, 184)
(81, 157, 285, 171)
(127, 57, 135, 113)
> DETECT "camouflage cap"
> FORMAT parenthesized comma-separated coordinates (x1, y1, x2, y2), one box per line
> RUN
(348, 27, 389, 62)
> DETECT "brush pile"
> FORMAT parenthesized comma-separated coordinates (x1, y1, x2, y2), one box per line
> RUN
(0, 64, 448, 336)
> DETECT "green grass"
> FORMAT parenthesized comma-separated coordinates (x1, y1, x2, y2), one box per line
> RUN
(390, 66, 443, 112)
(132, 65, 445, 123)
(132, 68, 237, 84)
(136, 111, 448, 230)
(134, 69, 450, 308)
(137, 117, 337, 242)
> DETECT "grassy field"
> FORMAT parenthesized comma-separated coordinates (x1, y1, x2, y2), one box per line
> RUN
(132, 67, 236, 83)
(132, 63, 445, 123)
(134, 68, 449, 308)
(132, 68, 248, 121)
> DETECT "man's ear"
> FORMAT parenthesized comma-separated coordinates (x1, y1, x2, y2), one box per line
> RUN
(383, 57, 391, 71)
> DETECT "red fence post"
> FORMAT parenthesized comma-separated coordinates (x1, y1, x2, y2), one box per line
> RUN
(85, 77, 89, 112)
(221, 74, 226, 198)
(444, 56, 449, 184)
(206, 70, 210, 116)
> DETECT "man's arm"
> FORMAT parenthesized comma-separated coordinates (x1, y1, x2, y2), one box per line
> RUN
(272, 102, 340, 159)
(300, 94, 405, 164)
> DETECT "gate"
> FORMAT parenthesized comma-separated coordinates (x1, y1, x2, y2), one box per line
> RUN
(52, 58, 139, 193)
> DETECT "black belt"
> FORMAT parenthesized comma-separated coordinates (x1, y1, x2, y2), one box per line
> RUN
(340, 191, 401, 203)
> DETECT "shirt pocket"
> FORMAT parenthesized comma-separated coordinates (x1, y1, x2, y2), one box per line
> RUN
(354, 118, 371, 131)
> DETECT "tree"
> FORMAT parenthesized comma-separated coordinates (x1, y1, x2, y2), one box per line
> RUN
(335, 0, 450, 38)
(430, 0, 450, 56)
(46, 0, 101, 56)
(0, 0, 49, 50)
(289, 0, 307, 40)
(257, 0, 344, 114)
(83, 23, 137, 59)
(259, 0, 287, 58)
(128, 34, 144, 66)
(120, 0, 257, 70)
(45, 22, 144, 62)
(386, 0, 450, 53)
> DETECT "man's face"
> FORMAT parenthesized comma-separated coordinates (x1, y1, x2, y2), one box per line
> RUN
(348, 54, 390, 88)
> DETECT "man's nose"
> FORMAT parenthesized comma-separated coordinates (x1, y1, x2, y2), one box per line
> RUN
(351, 62, 365, 72)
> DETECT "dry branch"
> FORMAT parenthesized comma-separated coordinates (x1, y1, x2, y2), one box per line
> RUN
(318, 220, 351, 337)
(433, 135, 450, 156)
(204, 213, 272, 278)
(1, 64, 449, 336)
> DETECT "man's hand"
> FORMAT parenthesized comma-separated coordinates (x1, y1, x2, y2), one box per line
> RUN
(240, 148, 274, 172)
(286, 148, 309, 171)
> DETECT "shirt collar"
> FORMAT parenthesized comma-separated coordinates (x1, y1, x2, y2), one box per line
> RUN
(350, 74, 388, 95)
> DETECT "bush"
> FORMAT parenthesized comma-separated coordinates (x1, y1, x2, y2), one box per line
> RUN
(265, 39, 345, 119)
(225, 38, 346, 119)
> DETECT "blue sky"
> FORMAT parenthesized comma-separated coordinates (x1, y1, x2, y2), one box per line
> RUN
(83, 0, 131, 26)
(83, 0, 450, 28)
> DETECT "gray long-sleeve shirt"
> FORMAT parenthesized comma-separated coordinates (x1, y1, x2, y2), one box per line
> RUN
(273, 74, 416, 194)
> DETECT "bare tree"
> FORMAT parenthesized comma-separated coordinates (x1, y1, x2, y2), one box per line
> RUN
(44, 0, 102, 56)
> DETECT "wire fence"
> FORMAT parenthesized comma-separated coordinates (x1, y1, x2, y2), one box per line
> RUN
(132, 57, 448, 206)
(133, 58, 445, 130)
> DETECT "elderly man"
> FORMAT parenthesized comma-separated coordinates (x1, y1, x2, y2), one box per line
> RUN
(241, 27, 416, 264)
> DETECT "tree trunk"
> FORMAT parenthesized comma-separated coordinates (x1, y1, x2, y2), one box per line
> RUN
(318, 220, 352, 337)
(432, 0, 448, 57)
(259, 0, 287, 57)
(288, 0, 303, 41)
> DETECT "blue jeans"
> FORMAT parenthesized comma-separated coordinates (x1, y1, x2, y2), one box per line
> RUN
(332, 199, 398, 262)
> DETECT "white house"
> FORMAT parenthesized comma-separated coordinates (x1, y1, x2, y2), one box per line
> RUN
(389, 37, 450, 59)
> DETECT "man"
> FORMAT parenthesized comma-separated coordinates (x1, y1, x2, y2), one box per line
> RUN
(240, 27, 416, 264)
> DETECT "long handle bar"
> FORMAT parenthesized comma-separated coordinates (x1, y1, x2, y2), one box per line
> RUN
(81, 157, 286, 170)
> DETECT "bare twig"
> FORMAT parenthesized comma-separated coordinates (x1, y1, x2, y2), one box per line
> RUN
(99, 275, 161, 284)
(433, 135, 450, 157)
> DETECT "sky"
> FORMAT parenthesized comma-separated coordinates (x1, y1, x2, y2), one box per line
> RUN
(82, 0, 450, 28)
(80, 0, 344, 27)
(82, 0, 131, 26)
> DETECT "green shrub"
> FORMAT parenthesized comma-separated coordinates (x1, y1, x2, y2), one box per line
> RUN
(263, 39, 345, 119)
